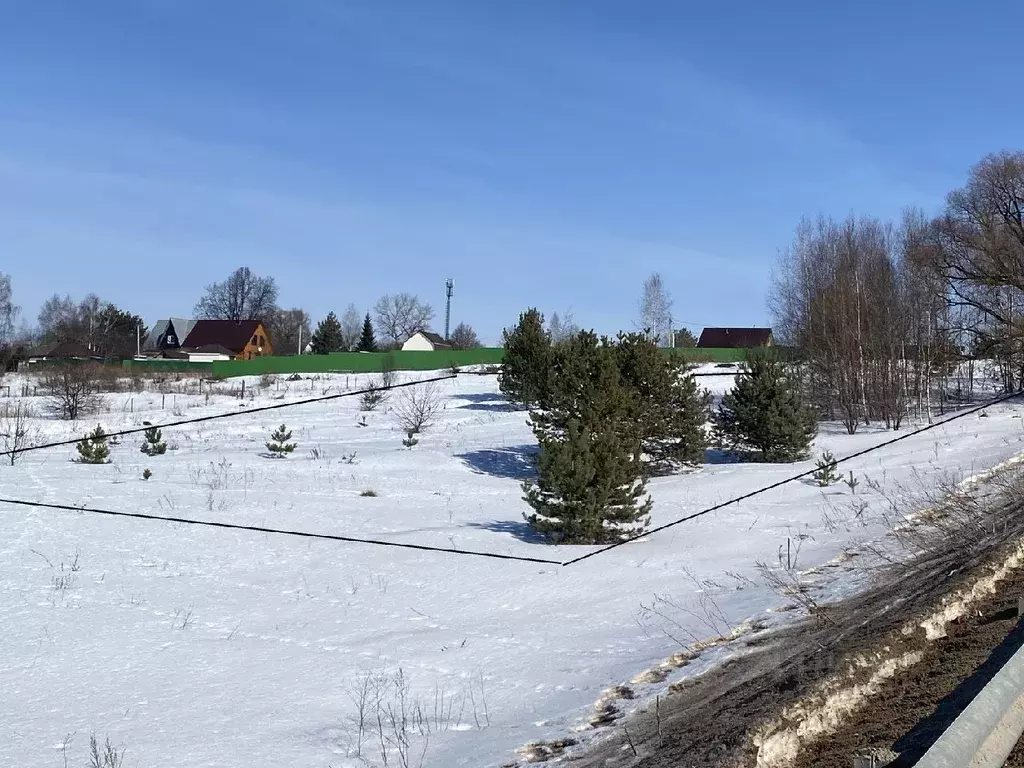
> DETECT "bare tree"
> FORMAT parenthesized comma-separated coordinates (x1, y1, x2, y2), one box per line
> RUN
(770, 215, 934, 432)
(194, 267, 279, 323)
(44, 364, 101, 420)
(928, 152, 1024, 390)
(548, 309, 580, 344)
(341, 303, 362, 351)
(374, 294, 434, 344)
(0, 273, 18, 347)
(0, 401, 38, 465)
(394, 381, 445, 435)
(268, 308, 311, 355)
(638, 273, 673, 346)
(449, 322, 480, 350)
(37, 294, 79, 343)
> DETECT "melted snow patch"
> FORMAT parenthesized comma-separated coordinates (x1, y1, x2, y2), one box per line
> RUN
(917, 542, 1024, 640)
(752, 539, 1024, 768)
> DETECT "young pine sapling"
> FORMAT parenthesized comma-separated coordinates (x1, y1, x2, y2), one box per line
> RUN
(140, 426, 167, 456)
(76, 425, 111, 464)
(265, 424, 297, 458)
(812, 450, 841, 487)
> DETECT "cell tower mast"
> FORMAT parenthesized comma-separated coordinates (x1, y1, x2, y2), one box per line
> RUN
(444, 278, 454, 340)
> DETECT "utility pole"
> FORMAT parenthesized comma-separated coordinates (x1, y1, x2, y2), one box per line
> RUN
(444, 278, 454, 340)
(298, 324, 303, 355)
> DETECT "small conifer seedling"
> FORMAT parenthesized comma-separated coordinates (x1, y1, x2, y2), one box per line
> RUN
(76, 425, 111, 464)
(140, 426, 167, 456)
(265, 424, 297, 457)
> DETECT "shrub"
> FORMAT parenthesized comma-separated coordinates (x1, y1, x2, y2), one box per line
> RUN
(76, 425, 111, 464)
(265, 424, 297, 457)
(394, 381, 444, 435)
(381, 352, 398, 389)
(142, 468, 152, 481)
(360, 488, 378, 497)
(0, 401, 38, 465)
(139, 426, 167, 456)
(44, 363, 101, 420)
(713, 350, 817, 462)
(359, 386, 386, 412)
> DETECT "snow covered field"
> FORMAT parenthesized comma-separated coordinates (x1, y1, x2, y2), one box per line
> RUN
(1, 367, 1022, 767)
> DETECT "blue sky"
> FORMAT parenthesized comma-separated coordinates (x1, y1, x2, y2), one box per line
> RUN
(2, 1, 1022, 344)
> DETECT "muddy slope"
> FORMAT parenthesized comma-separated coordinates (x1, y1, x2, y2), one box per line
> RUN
(569, 491, 1024, 768)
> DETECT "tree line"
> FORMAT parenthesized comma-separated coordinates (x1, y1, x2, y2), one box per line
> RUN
(0, 265, 483, 368)
(192, 267, 482, 354)
(771, 150, 1024, 431)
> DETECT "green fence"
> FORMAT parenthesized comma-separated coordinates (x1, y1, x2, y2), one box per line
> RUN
(210, 348, 506, 378)
(119, 346, 772, 378)
(122, 359, 215, 374)
(665, 347, 751, 363)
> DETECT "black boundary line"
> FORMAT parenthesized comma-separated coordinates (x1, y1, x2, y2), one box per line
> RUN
(0, 496, 562, 565)
(0, 373, 456, 458)
(560, 389, 1024, 567)
(0, 370, 558, 565)
(5, 369, 1019, 567)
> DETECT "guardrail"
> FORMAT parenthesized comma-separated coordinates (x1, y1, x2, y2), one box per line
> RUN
(913, 616, 1024, 767)
(857, 608, 1024, 767)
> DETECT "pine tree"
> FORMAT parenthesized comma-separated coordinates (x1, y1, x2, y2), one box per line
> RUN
(523, 331, 651, 543)
(713, 350, 817, 462)
(310, 312, 344, 354)
(265, 424, 297, 457)
(76, 424, 111, 464)
(357, 313, 377, 352)
(140, 426, 167, 456)
(499, 308, 551, 407)
(812, 450, 841, 486)
(614, 333, 710, 473)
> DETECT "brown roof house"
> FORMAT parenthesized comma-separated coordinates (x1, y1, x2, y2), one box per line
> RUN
(697, 327, 773, 348)
(401, 330, 452, 352)
(182, 320, 273, 360)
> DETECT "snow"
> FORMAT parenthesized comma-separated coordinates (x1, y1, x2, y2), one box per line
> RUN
(1, 368, 1022, 767)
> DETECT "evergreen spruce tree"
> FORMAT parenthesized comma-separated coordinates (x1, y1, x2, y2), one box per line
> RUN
(523, 331, 651, 543)
(310, 312, 344, 354)
(76, 425, 111, 464)
(357, 313, 377, 352)
(614, 333, 710, 472)
(140, 426, 167, 456)
(713, 350, 817, 462)
(265, 424, 297, 457)
(499, 308, 551, 407)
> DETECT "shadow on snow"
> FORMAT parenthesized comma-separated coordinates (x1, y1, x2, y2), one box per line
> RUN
(457, 445, 538, 480)
(463, 518, 549, 544)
